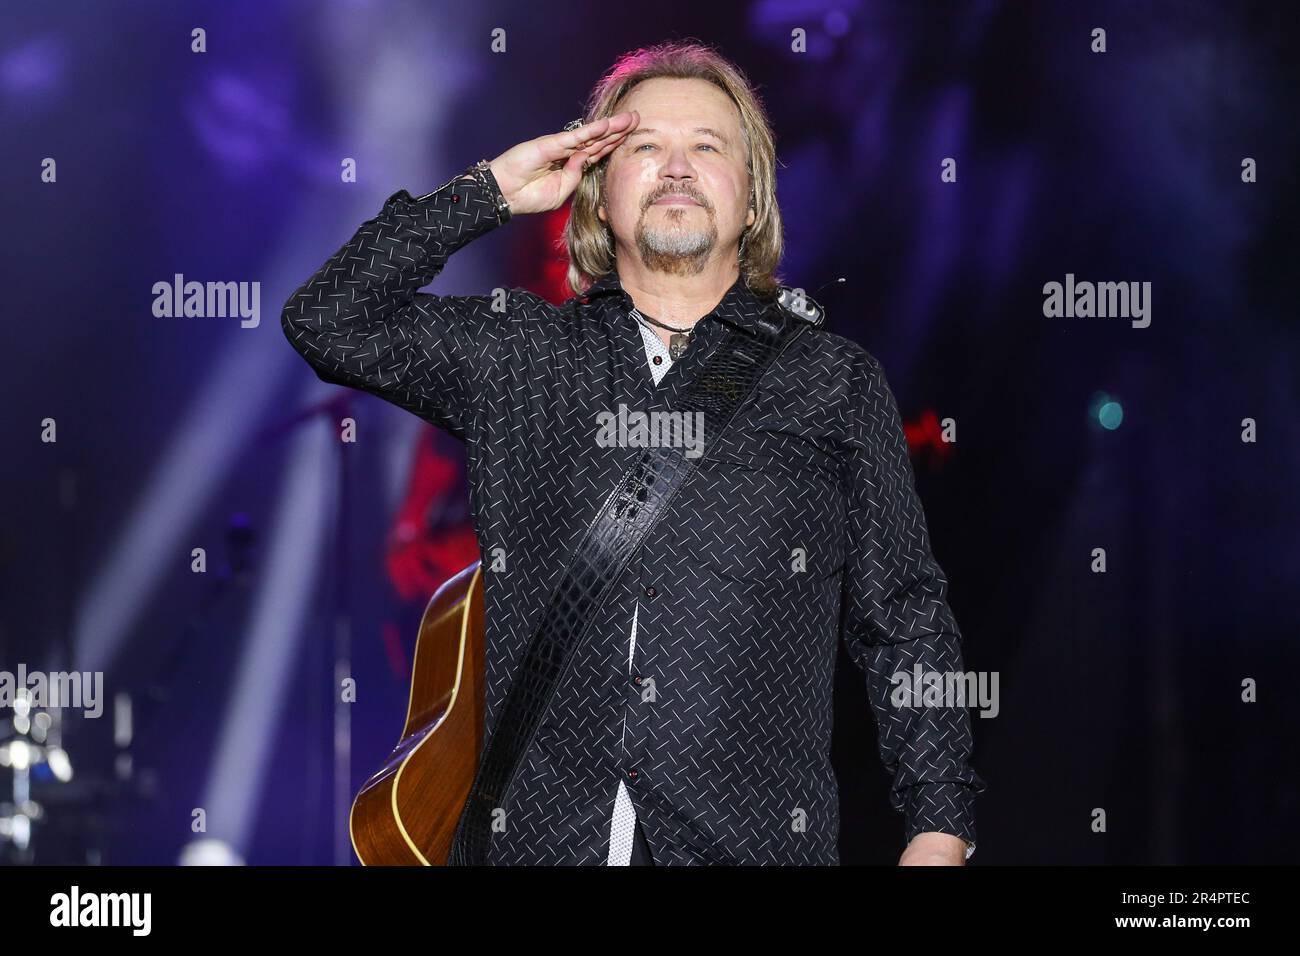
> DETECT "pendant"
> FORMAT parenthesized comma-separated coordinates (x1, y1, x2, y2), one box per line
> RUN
(669, 332, 691, 360)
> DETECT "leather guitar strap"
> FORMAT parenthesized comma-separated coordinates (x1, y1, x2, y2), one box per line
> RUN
(449, 297, 817, 866)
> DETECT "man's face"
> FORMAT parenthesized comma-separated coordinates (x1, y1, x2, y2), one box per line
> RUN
(599, 77, 756, 277)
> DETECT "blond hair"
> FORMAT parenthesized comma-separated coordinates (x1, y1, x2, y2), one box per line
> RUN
(562, 40, 784, 299)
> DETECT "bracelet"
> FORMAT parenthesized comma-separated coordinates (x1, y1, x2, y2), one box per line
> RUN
(466, 158, 512, 224)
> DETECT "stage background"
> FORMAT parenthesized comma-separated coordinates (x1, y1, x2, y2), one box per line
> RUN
(1, 0, 1297, 864)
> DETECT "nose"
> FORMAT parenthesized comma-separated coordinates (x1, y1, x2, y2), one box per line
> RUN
(659, 143, 698, 185)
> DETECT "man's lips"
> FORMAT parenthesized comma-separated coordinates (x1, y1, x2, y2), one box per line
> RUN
(652, 195, 702, 206)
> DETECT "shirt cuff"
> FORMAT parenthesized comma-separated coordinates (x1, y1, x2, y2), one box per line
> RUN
(384, 161, 510, 223)
(378, 164, 510, 252)
(901, 780, 979, 861)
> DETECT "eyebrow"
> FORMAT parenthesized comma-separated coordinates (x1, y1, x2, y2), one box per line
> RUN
(626, 127, 729, 145)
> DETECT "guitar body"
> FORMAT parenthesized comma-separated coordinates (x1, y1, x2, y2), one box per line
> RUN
(350, 561, 485, 865)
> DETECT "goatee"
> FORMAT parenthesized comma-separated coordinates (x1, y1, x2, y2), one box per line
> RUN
(635, 205, 717, 276)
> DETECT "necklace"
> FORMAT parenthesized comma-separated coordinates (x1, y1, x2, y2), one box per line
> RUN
(631, 307, 693, 360)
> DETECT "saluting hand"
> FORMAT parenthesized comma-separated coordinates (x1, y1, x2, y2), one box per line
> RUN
(481, 111, 640, 216)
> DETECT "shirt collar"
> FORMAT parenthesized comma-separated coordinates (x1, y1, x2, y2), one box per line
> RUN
(580, 270, 778, 337)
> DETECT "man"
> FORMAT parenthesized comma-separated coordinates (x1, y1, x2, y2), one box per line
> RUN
(282, 40, 985, 865)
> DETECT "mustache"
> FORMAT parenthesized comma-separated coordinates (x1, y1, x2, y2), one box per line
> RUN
(646, 188, 709, 209)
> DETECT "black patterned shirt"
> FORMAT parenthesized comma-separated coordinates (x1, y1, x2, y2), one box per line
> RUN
(281, 163, 987, 865)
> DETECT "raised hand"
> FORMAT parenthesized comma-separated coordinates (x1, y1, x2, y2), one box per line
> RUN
(483, 111, 640, 216)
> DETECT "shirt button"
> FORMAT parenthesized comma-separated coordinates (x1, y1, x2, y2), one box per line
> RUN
(631, 674, 643, 685)
(644, 585, 656, 598)
(626, 768, 639, 781)
(652, 356, 662, 365)
(450, 194, 460, 203)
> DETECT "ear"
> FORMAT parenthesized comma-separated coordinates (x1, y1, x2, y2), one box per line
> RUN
(745, 204, 756, 229)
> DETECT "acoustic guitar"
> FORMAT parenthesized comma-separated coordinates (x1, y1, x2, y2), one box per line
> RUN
(349, 561, 485, 865)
